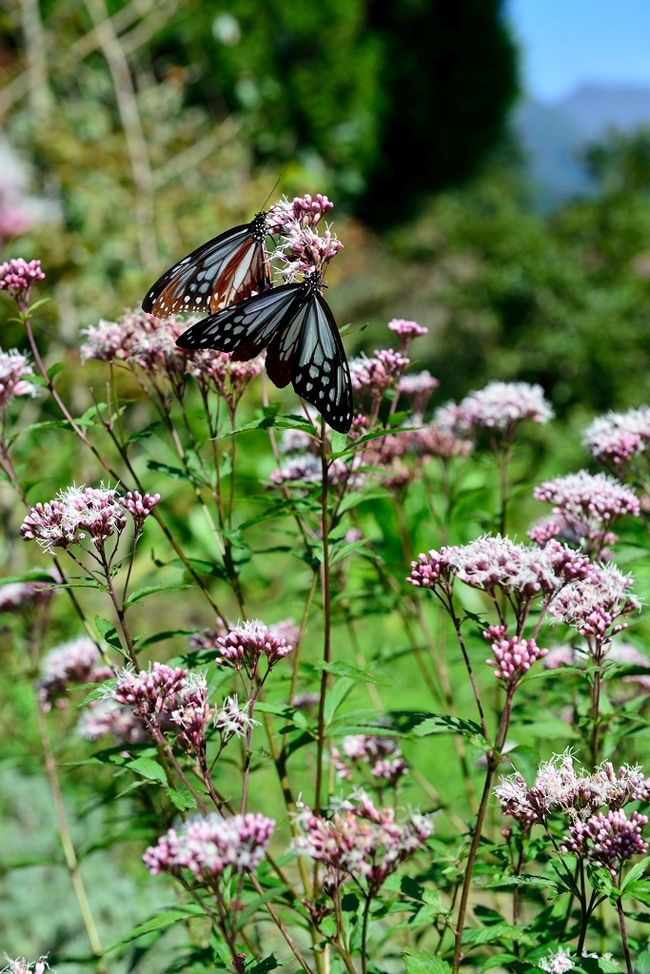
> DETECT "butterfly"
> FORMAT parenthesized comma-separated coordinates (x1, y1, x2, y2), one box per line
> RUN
(142, 211, 271, 317)
(176, 269, 354, 433)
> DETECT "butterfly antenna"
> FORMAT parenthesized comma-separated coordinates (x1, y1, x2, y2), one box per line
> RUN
(260, 174, 283, 212)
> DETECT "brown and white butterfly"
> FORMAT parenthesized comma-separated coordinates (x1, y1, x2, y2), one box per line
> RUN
(142, 211, 271, 317)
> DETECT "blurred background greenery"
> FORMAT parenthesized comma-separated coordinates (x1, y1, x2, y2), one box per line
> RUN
(2, 2, 650, 968)
(3, 0, 650, 415)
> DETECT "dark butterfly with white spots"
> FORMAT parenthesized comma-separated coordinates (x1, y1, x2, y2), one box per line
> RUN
(142, 211, 270, 317)
(176, 269, 354, 433)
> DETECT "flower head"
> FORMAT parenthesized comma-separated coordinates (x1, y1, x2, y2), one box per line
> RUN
(538, 948, 574, 974)
(445, 382, 553, 436)
(350, 349, 410, 397)
(583, 406, 650, 468)
(215, 620, 294, 678)
(293, 792, 433, 895)
(39, 637, 112, 711)
(563, 808, 649, 877)
(143, 812, 274, 878)
(214, 695, 258, 741)
(20, 484, 158, 553)
(276, 222, 342, 278)
(388, 318, 428, 340)
(0, 349, 35, 410)
(1, 958, 50, 974)
(0, 575, 57, 612)
(266, 193, 333, 234)
(76, 698, 148, 744)
(396, 370, 439, 413)
(0, 257, 45, 309)
(549, 562, 639, 648)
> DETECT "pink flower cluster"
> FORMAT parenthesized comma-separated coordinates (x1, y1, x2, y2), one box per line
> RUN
(143, 812, 274, 878)
(80, 311, 161, 364)
(0, 349, 35, 410)
(185, 349, 262, 407)
(529, 470, 640, 554)
(266, 193, 333, 233)
(39, 637, 112, 711)
(215, 620, 294, 678)
(438, 382, 553, 437)
(388, 318, 428, 341)
(20, 484, 159, 552)
(408, 535, 591, 602)
(563, 809, 649, 877)
(350, 349, 410, 397)
(333, 735, 408, 787)
(495, 753, 650, 833)
(396, 371, 439, 414)
(483, 625, 548, 689)
(113, 663, 212, 756)
(549, 562, 639, 646)
(213, 695, 258, 742)
(0, 257, 45, 308)
(0, 575, 56, 612)
(293, 792, 433, 895)
(583, 406, 650, 468)
(1, 959, 50, 974)
(77, 698, 147, 745)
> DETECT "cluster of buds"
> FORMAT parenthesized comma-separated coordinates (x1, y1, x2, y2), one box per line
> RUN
(77, 698, 148, 745)
(0, 257, 45, 310)
(0, 349, 36, 411)
(38, 637, 112, 711)
(214, 620, 295, 682)
(266, 193, 333, 233)
(293, 792, 433, 896)
(113, 663, 211, 759)
(529, 470, 640, 556)
(350, 348, 410, 398)
(20, 484, 159, 553)
(143, 812, 274, 879)
(483, 625, 548, 689)
(388, 318, 428, 354)
(332, 735, 408, 788)
(185, 349, 262, 411)
(1, 960, 50, 974)
(562, 808, 649, 878)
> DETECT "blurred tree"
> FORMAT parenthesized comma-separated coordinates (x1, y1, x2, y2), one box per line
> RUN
(583, 127, 650, 195)
(152, 0, 518, 223)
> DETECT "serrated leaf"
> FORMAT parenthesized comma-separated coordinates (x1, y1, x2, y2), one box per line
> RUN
(126, 756, 167, 783)
(166, 785, 197, 811)
(621, 855, 650, 891)
(411, 713, 486, 742)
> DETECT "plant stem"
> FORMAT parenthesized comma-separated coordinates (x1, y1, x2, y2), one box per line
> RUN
(314, 422, 332, 816)
(617, 896, 633, 974)
(361, 894, 372, 974)
(33, 694, 107, 972)
(452, 688, 514, 973)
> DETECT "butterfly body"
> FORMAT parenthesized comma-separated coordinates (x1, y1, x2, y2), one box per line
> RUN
(143, 211, 270, 317)
(176, 269, 353, 433)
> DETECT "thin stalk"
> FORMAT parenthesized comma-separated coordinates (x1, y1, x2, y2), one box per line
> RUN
(452, 687, 514, 973)
(314, 422, 332, 816)
(617, 896, 633, 974)
(360, 894, 373, 974)
(99, 547, 138, 666)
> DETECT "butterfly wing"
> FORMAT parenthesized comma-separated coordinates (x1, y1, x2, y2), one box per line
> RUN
(176, 282, 304, 361)
(143, 216, 270, 317)
(266, 291, 353, 433)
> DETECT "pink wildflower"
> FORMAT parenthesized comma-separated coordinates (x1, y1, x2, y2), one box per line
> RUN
(143, 812, 274, 878)
(396, 370, 439, 413)
(0, 257, 45, 309)
(0, 349, 35, 409)
(77, 698, 147, 744)
(0, 575, 56, 612)
(1, 959, 50, 974)
(583, 406, 650, 468)
(39, 637, 112, 711)
(563, 808, 649, 877)
(215, 620, 294, 677)
(350, 349, 410, 396)
(445, 382, 553, 436)
(293, 792, 433, 895)
(277, 222, 342, 278)
(549, 562, 639, 648)
(119, 490, 160, 534)
(214, 695, 257, 741)
(388, 318, 428, 340)
(266, 193, 333, 233)
(483, 624, 548, 688)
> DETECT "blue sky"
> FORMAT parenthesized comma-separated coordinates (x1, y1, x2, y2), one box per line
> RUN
(507, 0, 650, 100)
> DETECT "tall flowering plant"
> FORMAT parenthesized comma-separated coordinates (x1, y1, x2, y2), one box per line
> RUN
(1, 219, 649, 974)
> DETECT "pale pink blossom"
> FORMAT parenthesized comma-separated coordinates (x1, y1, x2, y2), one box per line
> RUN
(563, 808, 649, 877)
(440, 382, 553, 437)
(76, 698, 147, 744)
(0, 349, 35, 409)
(583, 406, 650, 467)
(143, 812, 274, 877)
(215, 620, 294, 677)
(483, 624, 548, 687)
(39, 637, 112, 710)
(0, 257, 45, 308)
(266, 193, 333, 233)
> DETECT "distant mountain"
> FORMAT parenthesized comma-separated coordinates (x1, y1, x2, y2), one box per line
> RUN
(514, 83, 650, 208)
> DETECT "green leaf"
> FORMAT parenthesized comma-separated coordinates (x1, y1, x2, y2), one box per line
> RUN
(147, 459, 205, 486)
(462, 922, 525, 946)
(621, 855, 650, 892)
(125, 756, 167, 784)
(94, 616, 123, 650)
(127, 420, 163, 444)
(410, 713, 486, 742)
(324, 677, 354, 725)
(166, 785, 197, 811)
(106, 905, 206, 951)
(404, 952, 451, 974)
(125, 582, 193, 607)
(247, 956, 280, 974)
(47, 361, 65, 380)
(314, 660, 388, 686)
